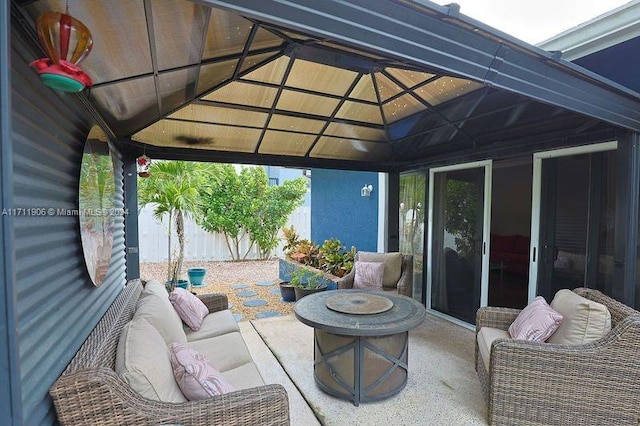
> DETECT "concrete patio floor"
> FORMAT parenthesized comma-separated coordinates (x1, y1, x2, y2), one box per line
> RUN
(239, 320, 321, 426)
(240, 313, 487, 426)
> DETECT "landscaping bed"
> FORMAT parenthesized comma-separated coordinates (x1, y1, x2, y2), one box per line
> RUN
(140, 259, 295, 321)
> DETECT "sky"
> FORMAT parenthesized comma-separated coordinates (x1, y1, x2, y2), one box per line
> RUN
(430, 0, 632, 44)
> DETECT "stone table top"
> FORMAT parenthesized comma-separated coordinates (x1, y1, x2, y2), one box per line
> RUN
(294, 289, 426, 336)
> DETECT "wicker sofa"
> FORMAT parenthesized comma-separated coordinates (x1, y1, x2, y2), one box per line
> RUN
(49, 279, 289, 426)
(338, 252, 414, 297)
(475, 288, 640, 426)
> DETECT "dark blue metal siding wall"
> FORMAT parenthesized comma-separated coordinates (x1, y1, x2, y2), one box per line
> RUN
(311, 169, 378, 251)
(11, 34, 126, 425)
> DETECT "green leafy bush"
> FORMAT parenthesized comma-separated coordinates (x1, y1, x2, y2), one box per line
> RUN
(284, 227, 355, 276)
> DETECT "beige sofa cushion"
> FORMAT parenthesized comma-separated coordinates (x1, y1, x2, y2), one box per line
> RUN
(140, 279, 168, 299)
(477, 327, 510, 372)
(188, 332, 254, 373)
(547, 289, 611, 345)
(221, 362, 265, 390)
(115, 317, 187, 403)
(135, 290, 187, 345)
(358, 252, 403, 288)
(184, 310, 239, 342)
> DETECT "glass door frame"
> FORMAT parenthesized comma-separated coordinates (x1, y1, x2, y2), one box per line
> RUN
(528, 141, 618, 302)
(427, 160, 493, 328)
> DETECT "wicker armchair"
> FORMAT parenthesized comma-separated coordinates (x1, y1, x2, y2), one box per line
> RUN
(338, 252, 413, 297)
(50, 280, 290, 426)
(475, 288, 640, 426)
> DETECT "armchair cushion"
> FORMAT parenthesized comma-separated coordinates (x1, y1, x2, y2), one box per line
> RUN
(358, 252, 402, 288)
(477, 327, 510, 372)
(353, 261, 385, 290)
(547, 289, 611, 345)
(508, 296, 563, 341)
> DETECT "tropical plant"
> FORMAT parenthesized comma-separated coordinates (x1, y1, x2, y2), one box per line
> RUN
(138, 160, 205, 282)
(286, 236, 355, 276)
(198, 165, 307, 260)
(318, 238, 356, 277)
(288, 239, 319, 266)
(282, 225, 300, 257)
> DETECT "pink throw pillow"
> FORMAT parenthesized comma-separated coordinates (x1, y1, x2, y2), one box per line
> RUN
(353, 261, 385, 291)
(169, 288, 209, 331)
(169, 343, 234, 400)
(508, 296, 563, 341)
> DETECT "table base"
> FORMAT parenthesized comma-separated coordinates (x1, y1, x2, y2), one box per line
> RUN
(313, 329, 408, 406)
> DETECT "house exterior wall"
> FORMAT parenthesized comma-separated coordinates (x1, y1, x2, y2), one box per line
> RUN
(310, 168, 378, 252)
(8, 31, 126, 426)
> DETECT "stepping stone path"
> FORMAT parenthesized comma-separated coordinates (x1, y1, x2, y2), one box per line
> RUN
(226, 279, 295, 322)
(236, 290, 258, 297)
(243, 299, 267, 307)
(231, 283, 250, 290)
(255, 310, 282, 319)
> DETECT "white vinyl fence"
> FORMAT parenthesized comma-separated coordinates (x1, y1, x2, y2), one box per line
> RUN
(138, 205, 310, 263)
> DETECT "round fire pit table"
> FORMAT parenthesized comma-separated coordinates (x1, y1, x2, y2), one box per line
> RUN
(294, 289, 426, 406)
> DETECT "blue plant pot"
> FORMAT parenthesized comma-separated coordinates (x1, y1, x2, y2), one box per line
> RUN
(165, 279, 189, 292)
(187, 268, 207, 287)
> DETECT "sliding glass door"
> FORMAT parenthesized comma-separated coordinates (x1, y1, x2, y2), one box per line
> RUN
(530, 142, 617, 301)
(399, 174, 426, 302)
(428, 161, 492, 325)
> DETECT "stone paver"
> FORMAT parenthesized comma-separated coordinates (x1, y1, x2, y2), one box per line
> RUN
(231, 283, 250, 290)
(243, 299, 268, 307)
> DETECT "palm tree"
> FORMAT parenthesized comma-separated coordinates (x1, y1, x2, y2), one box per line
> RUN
(138, 161, 203, 283)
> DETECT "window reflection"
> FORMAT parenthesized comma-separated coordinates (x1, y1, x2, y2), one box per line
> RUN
(400, 173, 426, 302)
(79, 127, 116, 286)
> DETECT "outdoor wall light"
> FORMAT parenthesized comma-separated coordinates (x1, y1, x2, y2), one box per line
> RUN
(361, 184, 374, 197)
(30, 6, 94, 92)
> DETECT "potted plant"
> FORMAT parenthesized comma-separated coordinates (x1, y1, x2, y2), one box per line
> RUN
(292, 270, 328, 301)
(138, 161, 204, 293)
(279, 264, 301, 302)
(165, 259, 189, 292)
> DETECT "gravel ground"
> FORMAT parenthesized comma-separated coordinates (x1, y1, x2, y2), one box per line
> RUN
(140, 260, 295, 322)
